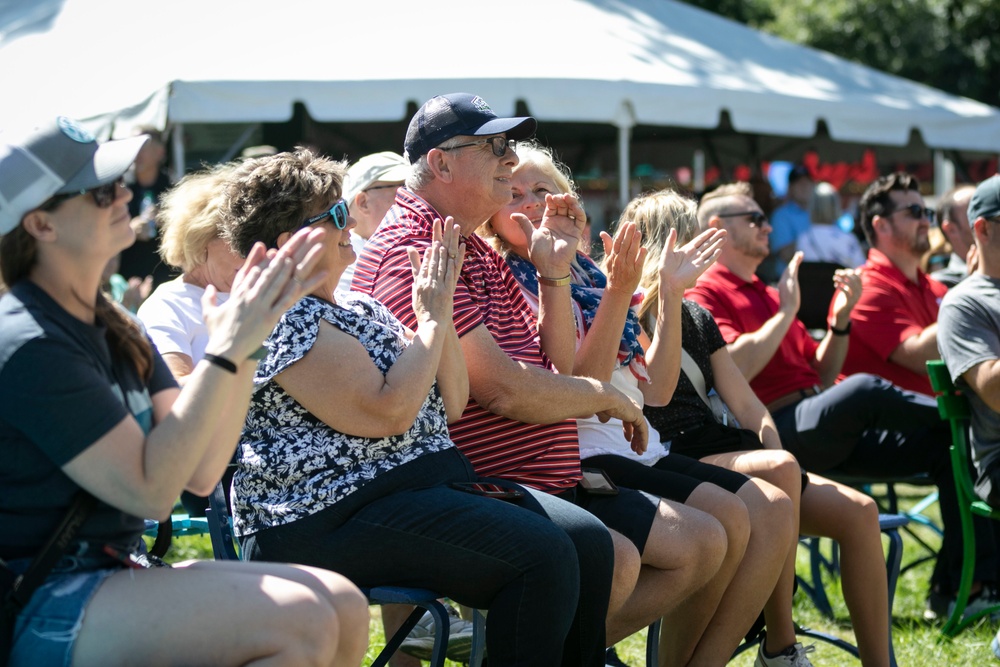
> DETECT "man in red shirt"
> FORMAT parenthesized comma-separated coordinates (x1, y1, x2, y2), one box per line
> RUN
(354, 93, 726, 667)
(686, 181, 997, 614)
(839, 172, 947, 396)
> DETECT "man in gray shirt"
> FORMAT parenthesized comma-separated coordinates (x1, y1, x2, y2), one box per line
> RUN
(939, 174, 1000, 504)
(938, 171, 1000, 660)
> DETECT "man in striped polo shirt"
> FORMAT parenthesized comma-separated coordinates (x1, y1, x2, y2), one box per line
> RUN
(353, 92, 727, 665)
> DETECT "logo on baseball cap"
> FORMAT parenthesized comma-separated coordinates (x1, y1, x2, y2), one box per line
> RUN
(0, 117, 148, 234)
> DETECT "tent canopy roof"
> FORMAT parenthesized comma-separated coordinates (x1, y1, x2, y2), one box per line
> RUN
(2, 0, 999, 152)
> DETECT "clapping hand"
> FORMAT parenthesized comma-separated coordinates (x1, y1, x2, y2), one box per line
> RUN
(600, 222, 647, 296)
(777, 251, 804, 316)
(658, 227, 727, 296)
(830, 267, 863, 321)
(202, 227, 328, 362)
(408, 217, 465, 325)
(512, 193, 586, 277)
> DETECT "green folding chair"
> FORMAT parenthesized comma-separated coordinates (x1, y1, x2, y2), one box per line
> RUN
(927, 359, 1000, 637)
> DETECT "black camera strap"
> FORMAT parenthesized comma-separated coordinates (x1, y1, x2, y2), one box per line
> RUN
(3, 491, 97, 616)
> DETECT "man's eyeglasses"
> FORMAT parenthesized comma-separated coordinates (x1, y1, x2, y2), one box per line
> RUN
(40, 177, 126, 211)
(887, 203, 935, 224)
(717, 210, 768, 227)
(439, 136, 516, 158)
(301, 199, 349, 230)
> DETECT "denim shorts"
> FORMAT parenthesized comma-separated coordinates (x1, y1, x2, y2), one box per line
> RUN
(7, 557, 119, 667)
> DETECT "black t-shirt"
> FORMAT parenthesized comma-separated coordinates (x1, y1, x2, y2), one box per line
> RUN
(0, 281, 177, 559)
(643, 300, 727, 439)
(119, 171, 176, 287)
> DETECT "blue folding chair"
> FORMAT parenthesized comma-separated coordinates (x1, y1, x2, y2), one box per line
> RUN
(143, 511, 211, 558)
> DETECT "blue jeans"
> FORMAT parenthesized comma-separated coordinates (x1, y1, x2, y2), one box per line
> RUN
(6, 556, 119, 667)
(242, 449, 613, 667)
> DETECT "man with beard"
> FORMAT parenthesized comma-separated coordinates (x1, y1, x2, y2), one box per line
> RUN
(837, 172, 947, 396)
(686, 181, 997, 620)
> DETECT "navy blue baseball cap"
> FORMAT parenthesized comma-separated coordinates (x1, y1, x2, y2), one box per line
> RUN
(403, 93, 536, 164)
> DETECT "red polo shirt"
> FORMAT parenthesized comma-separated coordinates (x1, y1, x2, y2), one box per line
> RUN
(838, 248, 946, 396)
(686, 262, 821, 406)
(351, 189, 581, 493)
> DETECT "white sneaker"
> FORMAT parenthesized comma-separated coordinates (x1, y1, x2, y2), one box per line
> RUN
(991, 627, 1000, 660)
(399, 606, 475, 662)
(754, 641, 816, 667)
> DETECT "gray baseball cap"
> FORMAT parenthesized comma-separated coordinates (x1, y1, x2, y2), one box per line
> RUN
(0, 116, 148, 234)
(968, 174, 1000, 225)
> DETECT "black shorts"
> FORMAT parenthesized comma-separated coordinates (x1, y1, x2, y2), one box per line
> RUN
(584, 453, 749, 505)
(556, 484, 660, 556)
(669, 421, 765, 460)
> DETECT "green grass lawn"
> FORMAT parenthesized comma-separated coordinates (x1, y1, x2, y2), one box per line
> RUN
(162, 484, 998, 665)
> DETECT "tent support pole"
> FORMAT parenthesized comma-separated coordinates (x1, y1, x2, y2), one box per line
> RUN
(615, 102, 636, 210)
(170, 123, 186, 182)
(933, 150, 954, 195)
(693, 150, 705, 193)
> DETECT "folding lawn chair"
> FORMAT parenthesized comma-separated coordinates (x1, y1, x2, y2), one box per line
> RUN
(927, 359, 1000, 637)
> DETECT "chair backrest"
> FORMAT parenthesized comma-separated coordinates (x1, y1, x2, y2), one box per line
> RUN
(205, 480, 241, 561)
(796, 261, 845, 332)
(926, 360, 988, 513)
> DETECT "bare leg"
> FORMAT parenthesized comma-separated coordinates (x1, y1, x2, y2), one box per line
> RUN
(605, 499, 727, 655)
(800, 475, 890, 667)
(379, 604, 422, 667)
(658, 485, 749, 666)
(702, 449, 803, 655)
(682, 478, 794, 665)
(608, 529, 642, 621)
(74, 560, 369, 667)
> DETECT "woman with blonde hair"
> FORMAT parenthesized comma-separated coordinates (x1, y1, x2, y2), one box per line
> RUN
(796, 181, 866, 268)
(631, 188, 890, 667)
(137, 162, 245, 384)
(483, 141, 795, 666)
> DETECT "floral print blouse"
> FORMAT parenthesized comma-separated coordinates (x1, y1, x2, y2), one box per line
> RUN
(232, 293, 454, 537)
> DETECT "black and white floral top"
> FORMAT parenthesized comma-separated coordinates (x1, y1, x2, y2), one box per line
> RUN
(232, 293, 455, 537)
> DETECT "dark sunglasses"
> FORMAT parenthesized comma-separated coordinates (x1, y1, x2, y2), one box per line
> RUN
(887, 203, 935, 224)
(301, 198, 349, 230)
(40, 177, 126, 211)
(717, 210, 768, 227)
(439, 136, 516, 158)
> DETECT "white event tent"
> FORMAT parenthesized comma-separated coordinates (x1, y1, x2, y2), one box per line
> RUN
(2, 0, 999, 203)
